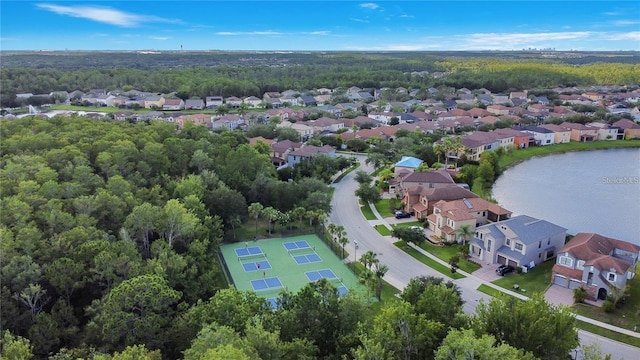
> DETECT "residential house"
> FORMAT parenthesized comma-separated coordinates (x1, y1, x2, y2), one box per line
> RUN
(264, 97, 283, 109)
(205, 96, 224, 109)
(281, 95, 301, 107)
(299, 96, 317, 107)
(612, 119, 640, 139)
(226, 96, 242, 108)
(393, 156, 423, 176)
(277, 121, 313, 141)
(309, 117, 344, 133)
(469, 215, 567, 268)
(560, 122, 598, 142)
(368, 111, 401, 125)
(520, 126, 555, 146)
(391, 169, 455, 195)
(212, 114, 244, 130)
(244, 96, 262, 108)
(185, 98, 205, 110)
(143, 96, 165, 109)
(552, 233, 640, 300)
(163, 98, 185, 111)
(427, 198, 512, 243)
(402, 184, 478, 219)
(539, 123, 572, 144)
(486, 105, 511, 116)
(586, 122, 619, 141)
(175, 114, 213, 130)
(271, 140, 302, 167)
(493, 128, 531, 149)
(492, 94, 510, 105)
(460, 132, 501, 161)
(287, 145, 336, 167)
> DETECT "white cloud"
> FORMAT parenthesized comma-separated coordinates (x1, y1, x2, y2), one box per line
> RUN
(612, 20, 640, 26)
(36, 3, 180, 27)
(350, 18, 369, 23)
(601, 31, 640, 41)
(399, 14, 414, 18)
(305, 31, 331, 36)
(150, 36, 170, 41)
(360, 3, 380, 10)
(463, 31, 594, 47)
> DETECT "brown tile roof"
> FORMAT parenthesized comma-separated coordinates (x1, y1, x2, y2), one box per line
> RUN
(402, 170, 454, 184)
(413, 203, 428, 213)
(559, 232, 640, 273)
(552, 264, 583, 280)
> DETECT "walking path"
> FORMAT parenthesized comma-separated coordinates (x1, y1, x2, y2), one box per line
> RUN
(365, 200, 640, 340)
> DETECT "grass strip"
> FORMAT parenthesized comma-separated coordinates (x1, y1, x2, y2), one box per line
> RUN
(394, 241, 465, 279)
(575, 319, 640, 348)
(360, 203, 377, 220)
(374, 224, 392, 236)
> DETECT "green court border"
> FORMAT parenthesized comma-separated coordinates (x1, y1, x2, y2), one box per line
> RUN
(220, 234, 368, 300)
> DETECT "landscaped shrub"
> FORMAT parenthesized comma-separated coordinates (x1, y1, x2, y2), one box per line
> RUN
(602, 299, 615, 313)
(573, 288, 587, 303)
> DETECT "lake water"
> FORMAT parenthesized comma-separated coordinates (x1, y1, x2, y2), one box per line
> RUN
(492, 148, 640, 245)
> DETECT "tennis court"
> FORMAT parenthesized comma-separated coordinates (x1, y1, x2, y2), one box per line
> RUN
(220, 234, 366, 303)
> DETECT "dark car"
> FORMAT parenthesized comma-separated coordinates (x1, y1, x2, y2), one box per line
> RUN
(395, 211, 411, 219)
(496, 265, 515, 276)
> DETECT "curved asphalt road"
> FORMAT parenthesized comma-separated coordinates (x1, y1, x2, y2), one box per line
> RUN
(328, 154, 638, 360)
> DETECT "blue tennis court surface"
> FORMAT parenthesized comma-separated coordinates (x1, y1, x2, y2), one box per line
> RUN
(251, 277, 283, 291)
(242, 260, 271, 272)
(305, 269, 337, 281)
(283, 240, 311, 250)
(293, 253, 322, 264)
(235, 246, 263, 257)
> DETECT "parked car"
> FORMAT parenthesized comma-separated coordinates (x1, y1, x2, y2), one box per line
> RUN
(496, 265, 515, 276)
(395, 211, 411, 219)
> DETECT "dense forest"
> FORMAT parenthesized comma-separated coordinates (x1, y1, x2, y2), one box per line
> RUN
(0, 116, 582, 359)
(2, 51, 639, 103)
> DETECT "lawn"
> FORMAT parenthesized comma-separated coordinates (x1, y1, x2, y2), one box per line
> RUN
(477, 284, 519, 299)
(374, 199, 396, 218)
(393, 221, 423, 228)
(394, 241, 465, 280)
(571, 269, 640, 332)
(360, 203, 377, 220)
(349, 262, 401, 312)
(491, 260, 555, 295)
(374, 224, 392, 236)
(420, 242, 481, 274)
(333, 163, 360, 184)
(575, 320, 640, 348)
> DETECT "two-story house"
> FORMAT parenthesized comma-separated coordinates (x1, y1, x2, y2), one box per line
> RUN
(287, 145, 336, 167)
(552, 233, 640, 300)
(560, 122, 598, 142)
(469, 215, 567, 268)
(539, 123, 572, 144)
(426, 198, 512, 243)
(402, 184, 478, 219)
(392, 169, 455, 196)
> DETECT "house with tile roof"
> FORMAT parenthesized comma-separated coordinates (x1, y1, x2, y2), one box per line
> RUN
(205, 96, 223, 109)
(612, 119, 640, 139)
(401, 184, 478, 219)
(560, 122, 598, 142)
(391, 169, 455, 195)
(539, 123, 572, 144)
(162, 98, 185, 111)
(185, 98, 205, 110)
(469, 215, 567, 268)
(287, 145, 336, 167)
(427, 197, 512, 243)
(552, 233, 640, 300)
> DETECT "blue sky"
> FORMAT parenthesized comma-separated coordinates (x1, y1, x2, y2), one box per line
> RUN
(1, 1, 639, 51)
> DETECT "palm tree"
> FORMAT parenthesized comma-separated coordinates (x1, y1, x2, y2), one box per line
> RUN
(454, 224, 474, 245)
(359, 250, 378, 271)
(327, 223, 337, 241)
(292, 207, 307, 234)
(262, 207, 280, 235)
(229, 215, 242, 241)
(238, 102, 249, 118)
(373, 263, 389, 301)
(358, 269, 376, 297)
(248, 202, 264, 238)
(338, 235, 349, 259)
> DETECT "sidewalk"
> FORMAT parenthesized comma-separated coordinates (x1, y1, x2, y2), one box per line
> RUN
(365, 201, 640, 340)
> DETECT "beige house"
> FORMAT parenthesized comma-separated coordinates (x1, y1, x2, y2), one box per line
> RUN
(426, 197, 512, 243)
(560, 122, 598, 142)
(539, 123, 572, 144)
(613, 119, 640, 139)
(402, 184, 478, 219)
(143, 96, 165, 109)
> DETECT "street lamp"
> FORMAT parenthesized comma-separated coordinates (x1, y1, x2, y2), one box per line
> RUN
(354, 240, 359, 262)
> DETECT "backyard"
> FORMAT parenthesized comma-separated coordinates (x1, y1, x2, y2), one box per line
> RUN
(420, 242, 481, 274)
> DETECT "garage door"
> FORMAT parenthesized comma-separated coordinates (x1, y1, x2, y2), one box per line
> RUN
(569, 280, 582, 289)
(497, 255, 506, 265)
(553, 275, 567, 287)
(507, 259, 518, 268)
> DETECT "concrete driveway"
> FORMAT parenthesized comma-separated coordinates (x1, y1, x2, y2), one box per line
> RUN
(472, 263, 502, 282)
(545, 284, 575, 307)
